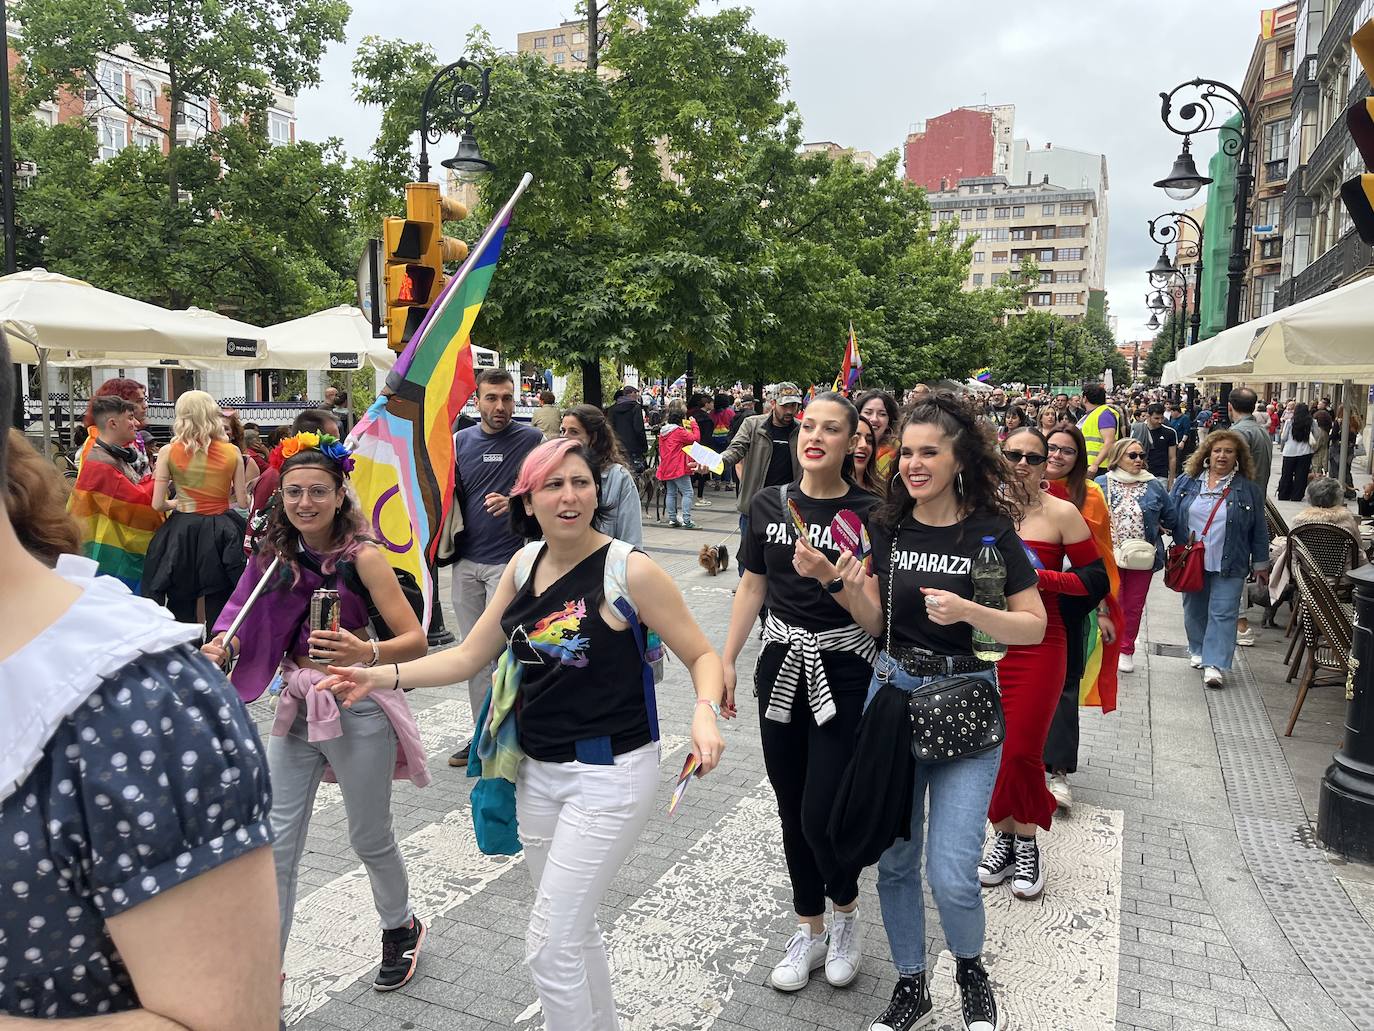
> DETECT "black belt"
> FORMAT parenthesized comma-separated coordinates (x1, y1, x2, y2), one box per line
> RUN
(887, 648, 995, 676)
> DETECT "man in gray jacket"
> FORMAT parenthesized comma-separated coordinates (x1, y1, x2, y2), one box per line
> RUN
(1226, 386, 1272, 647)
(713, 382, 802, 570)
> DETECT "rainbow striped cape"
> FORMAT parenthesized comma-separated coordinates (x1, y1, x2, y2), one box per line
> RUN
(67, 454, 163, 592)
(347, 174, 532, 623)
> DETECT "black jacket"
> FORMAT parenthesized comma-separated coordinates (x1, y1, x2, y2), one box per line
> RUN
(608, 398, 647, 459)
(828, 682, 915, 871)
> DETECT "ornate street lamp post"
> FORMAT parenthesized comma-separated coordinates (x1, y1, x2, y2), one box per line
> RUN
(1147, 210, 1205, 348)
(417, 58, 495, 184)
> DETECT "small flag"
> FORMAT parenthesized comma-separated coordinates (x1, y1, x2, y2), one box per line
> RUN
(973, 367, 992, 383)
(832, 323, 862, 395)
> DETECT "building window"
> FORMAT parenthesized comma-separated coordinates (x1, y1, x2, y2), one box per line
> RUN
(1265, 118, 1290, 162)
(1280, 46, 1293, 72)
(178, 94, 209, 130)
(572, 50, 586, 61)
(992, 251, 1008, 264)
(572, 31, 586, 43)
(1060, 202, 1086, 215)
(268, 110, 291, 146)
(1259, 237, 1283, 259)
(1254, 274, 1277, 316)
(1054, 292, 1080, 305)
(993, 206, 1010, 219)
(554, 51, 566, 64)
(938, 210, 954, 222)
(1029, 292, 1052, 306)
(972, 273, 984, 286)
(1040, 248, 1056, 262)
(1011, 228, 1029, 240)
(1012, 206, 1025, 217)
(992, 272, 1008, 284)
(1042, 203, 1055, 215)
(973, 251, 985, 262)
(134, 78, 156, 112)
(1039, 270, 1053, 284)
(533, 36, 547, 48)
(553, 33, 566, 45)
(1055, 269, 1083, 283)
(134, 131, 160, 150)
(1056, 247, 1084, 261)
(86, 61, 123, 108)
(976, 208, 988, 220)
(98, 117, 126, 160)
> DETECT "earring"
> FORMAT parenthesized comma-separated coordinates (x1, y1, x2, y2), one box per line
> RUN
(1040, 479, 1050, 492)
(956, 471, 965, 494)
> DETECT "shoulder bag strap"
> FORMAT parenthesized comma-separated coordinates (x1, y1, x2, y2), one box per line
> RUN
(1201, 486, 1232, 535)
(513, 541, 545, 591)
(885, 532, 897, 649)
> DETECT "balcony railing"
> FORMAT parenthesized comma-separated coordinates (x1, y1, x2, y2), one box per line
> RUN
(1281, 228, 1374, 308)
(1317, 0, 1363, 72)
(1263, 158, 1288, 183)
(1306, 114, 1352, 189)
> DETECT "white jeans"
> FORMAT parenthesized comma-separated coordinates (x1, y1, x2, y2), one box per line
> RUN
(517, 742, 660, 1031)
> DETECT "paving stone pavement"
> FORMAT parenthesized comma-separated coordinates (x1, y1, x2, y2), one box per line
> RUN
(250, 490, 1374, 1031)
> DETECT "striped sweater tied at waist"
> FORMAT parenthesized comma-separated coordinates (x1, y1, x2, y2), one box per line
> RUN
(760, 612, 877, 725)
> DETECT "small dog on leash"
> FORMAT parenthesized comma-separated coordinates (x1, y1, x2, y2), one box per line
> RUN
(698, 543, 730, 576)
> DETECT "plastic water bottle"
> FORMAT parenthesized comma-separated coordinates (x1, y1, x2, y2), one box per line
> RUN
(971, 535, 1008, 661)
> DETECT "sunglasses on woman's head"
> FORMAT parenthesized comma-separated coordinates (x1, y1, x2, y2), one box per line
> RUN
(1000, 449, 1047, 466)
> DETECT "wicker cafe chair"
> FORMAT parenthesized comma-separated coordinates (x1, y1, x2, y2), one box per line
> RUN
(1281, 524, 1363, 678)
(1285, 549, 1354, 736)
(1266, 496, 1291, 541)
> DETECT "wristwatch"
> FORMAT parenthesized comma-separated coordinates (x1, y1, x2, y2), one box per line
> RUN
(825, 576, 845, 594)
(696, 698, 722, 719)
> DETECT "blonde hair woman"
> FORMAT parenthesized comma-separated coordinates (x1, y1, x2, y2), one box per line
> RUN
(143, 390, 249, 631)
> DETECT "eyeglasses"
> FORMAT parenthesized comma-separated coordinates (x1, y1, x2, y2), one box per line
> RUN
(1001, 449, 1047, 466)
(1123, 451, 1146, 460)
(1045, 444, 1079, 458)
(281, 485, 337, 502)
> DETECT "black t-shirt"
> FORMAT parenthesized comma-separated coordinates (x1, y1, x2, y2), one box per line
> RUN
(740, 483, 880, 631)
(500, 543, 650, 762)
(764, 419, 795, 487)
(1143, 424, 1178, 478)
(869, 511, 1038, 656)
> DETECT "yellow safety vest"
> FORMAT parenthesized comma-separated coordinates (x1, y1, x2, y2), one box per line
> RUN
(1080, 405, 1118, 466)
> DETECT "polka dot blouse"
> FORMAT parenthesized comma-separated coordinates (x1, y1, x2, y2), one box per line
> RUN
(0, 644, 272, 1019)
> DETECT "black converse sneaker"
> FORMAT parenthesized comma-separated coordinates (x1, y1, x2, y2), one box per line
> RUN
(955, 956, 1006, 1031)
(978, 831, 1016, 887)
(869, 973, 933, 1031)
(1011, 835, 1045, 900)
(374, 916, 425, 991)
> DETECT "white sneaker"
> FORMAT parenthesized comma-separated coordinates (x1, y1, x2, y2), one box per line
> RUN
(1189, 654, 1203, 669)
(1047, 773, 1072, 812)
(1235, 628, 1256, 646)
(825, 908, 863, 987)
(1203, 666, 1224, 688)
(1118, 653, 1134, 673)
(769, 926, 827, 992)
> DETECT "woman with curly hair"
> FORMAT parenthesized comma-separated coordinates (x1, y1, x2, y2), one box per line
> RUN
(143, 390, 249, 630)
(1168, 430, 1270, 689)
(831, 392, 1046, 1031)
(204, 431, 430, 991)
(559, 402, 643, 545)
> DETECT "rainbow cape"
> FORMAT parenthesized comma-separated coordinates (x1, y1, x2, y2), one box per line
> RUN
(67, 455, 163, 592)
(347, 173, 532, 623)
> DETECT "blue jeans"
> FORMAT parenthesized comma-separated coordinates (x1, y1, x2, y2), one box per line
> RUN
(1181, 572, 1245, 670)
(665, 475, 693, 522)
(867, 653, 1003, 975)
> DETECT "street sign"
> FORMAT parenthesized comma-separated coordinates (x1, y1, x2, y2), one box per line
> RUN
(356, 239, 383, 339)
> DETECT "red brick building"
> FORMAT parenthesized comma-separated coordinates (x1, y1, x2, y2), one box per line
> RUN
(903, 105, 1015, 193)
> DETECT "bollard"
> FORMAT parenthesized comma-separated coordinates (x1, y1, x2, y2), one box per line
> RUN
(1318, 564, 1374, 860)
(426, 559, 456, 648)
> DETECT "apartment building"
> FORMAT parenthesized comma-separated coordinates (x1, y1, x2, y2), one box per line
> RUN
(1241, 3, 1298, 319)
(903, 104, 1015, 193)
(926, 175, 1106, 321)
(1277, 0, 1374, 309)
(8, 36, 297, 159)
(516, 16, 642, 74)
(1009, 143, 1111, 293)
(800, 141, 879, 171)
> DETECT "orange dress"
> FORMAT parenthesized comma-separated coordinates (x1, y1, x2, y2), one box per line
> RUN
(165, 440, 238, 514)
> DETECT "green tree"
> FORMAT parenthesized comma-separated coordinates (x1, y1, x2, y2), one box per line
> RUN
(16, 0, 349, 212)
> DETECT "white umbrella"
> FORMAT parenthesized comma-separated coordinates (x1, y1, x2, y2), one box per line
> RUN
(258, 305, 395, 372)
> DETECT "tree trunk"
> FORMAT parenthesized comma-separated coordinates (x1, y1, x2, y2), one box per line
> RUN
(586, 0, 599, 73)
(580, 357, 603, 409)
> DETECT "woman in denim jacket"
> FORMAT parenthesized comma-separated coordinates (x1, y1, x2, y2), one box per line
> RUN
(1095, 439, 1177, 673)
(1167, 430, 1270, 690)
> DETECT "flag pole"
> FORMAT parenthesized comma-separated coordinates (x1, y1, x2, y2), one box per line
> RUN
(217, 556, 280, 667)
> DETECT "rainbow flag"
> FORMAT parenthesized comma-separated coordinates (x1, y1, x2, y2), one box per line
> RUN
(973, 367, 992, 383)
(67, 458, 163, 592)
(348, 173, 532, 622)
(831, 323, 862, 395)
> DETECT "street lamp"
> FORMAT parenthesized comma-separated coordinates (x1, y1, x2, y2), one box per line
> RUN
(417, 58, 495, 184)
(1155, 77, 1254, 331)
(1147, 290, 1169, 311)
(1146, 312, 1161, 331)
(1146, 210, 1205, 347)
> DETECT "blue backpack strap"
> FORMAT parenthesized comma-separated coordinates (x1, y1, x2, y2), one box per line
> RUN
(605, 539, 660, 742)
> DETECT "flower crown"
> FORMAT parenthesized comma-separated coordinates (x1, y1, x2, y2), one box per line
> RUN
(268, 431, 355, 474)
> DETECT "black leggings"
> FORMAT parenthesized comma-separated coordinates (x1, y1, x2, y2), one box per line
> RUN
(756, 642, 869, 916)
(1276, 453, 1313, 501)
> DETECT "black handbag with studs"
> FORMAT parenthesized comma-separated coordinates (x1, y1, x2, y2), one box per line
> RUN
(884, 536, 1006, 763)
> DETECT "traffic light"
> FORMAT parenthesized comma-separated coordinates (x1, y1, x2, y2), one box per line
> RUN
(1341, 18, 1374, 243)
(383, 182, 469, 352)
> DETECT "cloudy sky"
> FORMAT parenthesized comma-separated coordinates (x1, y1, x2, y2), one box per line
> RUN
(295, 0, 1267, 345)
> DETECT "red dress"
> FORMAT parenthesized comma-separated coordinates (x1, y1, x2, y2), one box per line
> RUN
(989, 537, 1098, 830)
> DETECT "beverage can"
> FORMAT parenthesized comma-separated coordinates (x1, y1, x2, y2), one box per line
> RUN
(310, 589, 341, 634)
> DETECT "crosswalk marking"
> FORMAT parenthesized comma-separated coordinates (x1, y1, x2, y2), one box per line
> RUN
(281, 732, 690, 1025)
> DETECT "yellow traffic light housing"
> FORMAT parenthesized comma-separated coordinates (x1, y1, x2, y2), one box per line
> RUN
(383, 182, 471, 352)
(1340, 18, 1374, 244)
